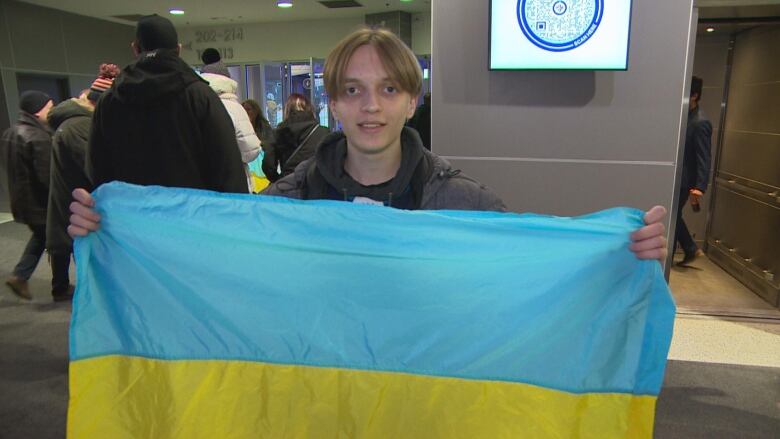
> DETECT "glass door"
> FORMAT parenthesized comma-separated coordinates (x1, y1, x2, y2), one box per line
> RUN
(311, 58, 332, 129)
(263, 63, 285, 128)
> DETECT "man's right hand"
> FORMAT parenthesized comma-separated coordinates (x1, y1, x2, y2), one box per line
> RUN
(68, 188, 101, 237)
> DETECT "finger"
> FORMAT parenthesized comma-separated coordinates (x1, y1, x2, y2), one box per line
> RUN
(643, 205, 667, 225)
(631, 222, 665, 241)
(69, 200, 101, 222)
(68, 224, 89, 238)
(72, 188, 95, 207)
(630, 236, 667, 252)
(70, 213, 100, 231)
(634, 248, 668, 262)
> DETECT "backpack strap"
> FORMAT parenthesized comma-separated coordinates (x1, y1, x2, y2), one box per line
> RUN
(284, 125, 319, 170)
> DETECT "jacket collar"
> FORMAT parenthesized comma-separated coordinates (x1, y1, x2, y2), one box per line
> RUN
(18, 111, 52, 134)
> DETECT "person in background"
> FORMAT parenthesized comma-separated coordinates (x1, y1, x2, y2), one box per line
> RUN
(200, 64, 262, 193)
(201, 47, 222, 69)
(46, 64, 120, 282)
(242, 99, 275, 192)
(262, 93, 329, 182)
(242, 99, 275, 150)
(675, 76, 712, 266)
(86, 14, 246, 193)
(1, 91, 72, 301)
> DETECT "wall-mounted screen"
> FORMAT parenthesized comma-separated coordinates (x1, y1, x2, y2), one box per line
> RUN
(490, 0, 632, 70)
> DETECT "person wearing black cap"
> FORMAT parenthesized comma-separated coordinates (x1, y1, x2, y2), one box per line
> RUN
(1, 91, 73, 301)
(85, 14, 246, 193)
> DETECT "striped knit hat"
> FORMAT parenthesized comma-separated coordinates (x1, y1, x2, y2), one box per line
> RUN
(87, 63, 120, 102)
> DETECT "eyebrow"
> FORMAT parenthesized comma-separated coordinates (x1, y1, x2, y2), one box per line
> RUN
(342, 77, 393, 83)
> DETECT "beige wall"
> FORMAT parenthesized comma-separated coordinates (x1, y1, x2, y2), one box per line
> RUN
(432, 0, 695, 222)
(178, 11, 431, 66)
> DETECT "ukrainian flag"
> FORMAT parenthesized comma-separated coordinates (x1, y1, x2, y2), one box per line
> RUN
(68, 182, 675, 438)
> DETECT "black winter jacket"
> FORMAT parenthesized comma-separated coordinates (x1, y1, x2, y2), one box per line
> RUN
(46, 99, 93, 253)
(263, 127, 506, 212)
(86, 49, 247, 193)
(1, 112, 53, 225)
(263, 111, 328, 183)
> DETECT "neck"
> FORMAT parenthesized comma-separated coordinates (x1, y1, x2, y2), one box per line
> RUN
(344, 140, 402, 185)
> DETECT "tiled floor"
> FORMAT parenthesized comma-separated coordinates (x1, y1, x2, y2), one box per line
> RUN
(668, 317, 780, 368)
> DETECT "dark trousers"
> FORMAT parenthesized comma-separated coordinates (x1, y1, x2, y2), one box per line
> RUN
(674, 189, 698, 257)
(12, 224, 71, 293)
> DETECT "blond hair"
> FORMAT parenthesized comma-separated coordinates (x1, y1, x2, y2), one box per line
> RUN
(325, 27, 422, 99)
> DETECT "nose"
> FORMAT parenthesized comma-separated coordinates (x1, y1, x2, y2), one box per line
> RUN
(361, 90, 380, 113)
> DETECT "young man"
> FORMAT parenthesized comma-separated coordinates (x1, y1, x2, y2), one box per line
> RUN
(2, 91, 72, 301)
(69, 28, 667, 261)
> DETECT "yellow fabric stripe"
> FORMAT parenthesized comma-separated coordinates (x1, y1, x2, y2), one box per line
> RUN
(69, 356, 656, 439)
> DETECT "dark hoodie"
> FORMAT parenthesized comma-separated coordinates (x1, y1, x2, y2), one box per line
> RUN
(263, 127, 506, 212)
(46, 98, 93, 253)
(86, 49, 247, 193)
(263, 111, 328, 183)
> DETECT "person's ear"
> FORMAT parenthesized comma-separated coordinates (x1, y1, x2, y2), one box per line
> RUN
(406, 94, 418, 119)
(176, 44, 182, 56)
(130, 41, 140, 57)
(329, 100, 339, 121)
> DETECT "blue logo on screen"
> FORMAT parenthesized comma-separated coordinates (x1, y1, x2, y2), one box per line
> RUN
(517, 0, 603, 52)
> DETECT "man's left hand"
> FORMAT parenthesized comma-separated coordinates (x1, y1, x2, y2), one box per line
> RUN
(629, 206, 668, 263)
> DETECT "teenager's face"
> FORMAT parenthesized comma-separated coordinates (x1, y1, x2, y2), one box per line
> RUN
(330, 45, 417, 157)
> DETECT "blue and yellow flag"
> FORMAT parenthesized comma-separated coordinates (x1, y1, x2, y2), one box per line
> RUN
(69, 182, 675, 438)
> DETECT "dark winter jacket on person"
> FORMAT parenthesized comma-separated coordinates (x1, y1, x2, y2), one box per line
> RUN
(681, 107, 712, 193)
(263, 127, 506, 212)
(46, 98, 93, 254)
(86, 48, 247, 193)
(262, 111, 329, 183)
(256, 117, 275, 151)
(1, 112, 53, 225)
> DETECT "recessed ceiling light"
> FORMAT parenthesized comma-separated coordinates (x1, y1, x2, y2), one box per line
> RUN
(169, 8, 185, 15)
(705, 27, 715, 33)
(277, 0, 293, 7)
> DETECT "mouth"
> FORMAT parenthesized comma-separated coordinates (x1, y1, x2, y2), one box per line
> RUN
(357, 122, 386, 129)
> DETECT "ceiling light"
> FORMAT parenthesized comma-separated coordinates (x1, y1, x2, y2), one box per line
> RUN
(705, 27, 715, 33)
(277, 0, 293, 7)
(169, 8, 185, 15)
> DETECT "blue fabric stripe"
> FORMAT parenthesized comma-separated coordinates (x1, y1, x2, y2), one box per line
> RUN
(71, 182, 675, 395)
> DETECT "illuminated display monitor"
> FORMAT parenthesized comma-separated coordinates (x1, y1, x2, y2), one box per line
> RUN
(490, 0, 633, 70)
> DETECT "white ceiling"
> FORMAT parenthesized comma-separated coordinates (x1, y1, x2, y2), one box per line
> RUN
(17, 0, 431, 26)
(16, 0, 780, 27)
